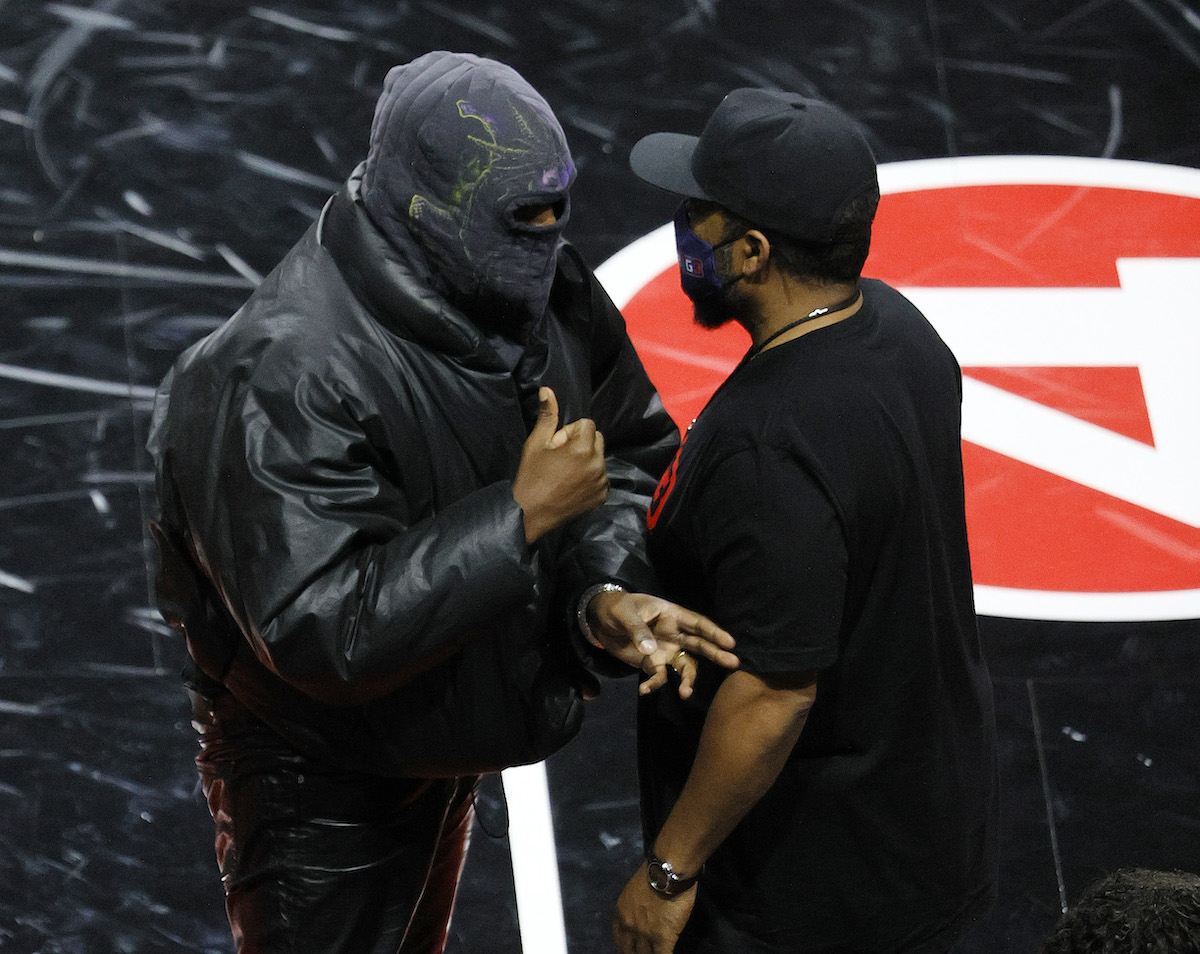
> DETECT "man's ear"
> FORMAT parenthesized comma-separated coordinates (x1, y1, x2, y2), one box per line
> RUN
(741, 229, 770, 280)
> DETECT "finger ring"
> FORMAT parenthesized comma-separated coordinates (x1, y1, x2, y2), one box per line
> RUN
(672, 650, 688, 668)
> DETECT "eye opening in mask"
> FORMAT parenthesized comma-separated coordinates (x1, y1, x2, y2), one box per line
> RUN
(507, 195, 570, 232)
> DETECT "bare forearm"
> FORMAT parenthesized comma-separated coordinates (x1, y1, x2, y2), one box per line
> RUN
(651, 669, 817, 876)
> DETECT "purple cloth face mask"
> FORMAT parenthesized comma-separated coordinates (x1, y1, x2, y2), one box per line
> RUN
(673, 203, 742, 302)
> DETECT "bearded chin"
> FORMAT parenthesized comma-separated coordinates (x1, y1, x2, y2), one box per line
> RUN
(692, 283, 761, 334)
(691, 292, 731, 330)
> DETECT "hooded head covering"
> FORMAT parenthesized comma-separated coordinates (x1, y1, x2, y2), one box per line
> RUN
(361, 52, 576, 329)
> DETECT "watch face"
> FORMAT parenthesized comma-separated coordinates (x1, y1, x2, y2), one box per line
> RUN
(646, 851, 697, 897)
(648, 860, 671, 892)
(647, 859, 692, 896)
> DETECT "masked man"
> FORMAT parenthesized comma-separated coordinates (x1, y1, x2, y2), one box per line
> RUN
(148, 52, 735, 954)
(613, 89, 998, 954)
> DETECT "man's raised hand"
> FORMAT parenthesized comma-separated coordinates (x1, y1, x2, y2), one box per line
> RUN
(512, 387, 609, 544)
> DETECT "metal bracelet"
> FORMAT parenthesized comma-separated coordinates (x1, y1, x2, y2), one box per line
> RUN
(576, 582, 625, 649)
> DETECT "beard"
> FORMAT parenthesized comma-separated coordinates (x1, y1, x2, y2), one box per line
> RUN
(692, 281, 763, 335)
(690, 242, 763, 333)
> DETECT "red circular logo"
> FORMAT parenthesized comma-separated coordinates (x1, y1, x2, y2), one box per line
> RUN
(599, 157, 1200, 621)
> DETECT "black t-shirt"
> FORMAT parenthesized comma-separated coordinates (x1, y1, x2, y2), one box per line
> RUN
(642, 279, 999, 954)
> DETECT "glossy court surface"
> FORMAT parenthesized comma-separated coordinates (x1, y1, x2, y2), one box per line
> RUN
(1, 2, 1198, 952)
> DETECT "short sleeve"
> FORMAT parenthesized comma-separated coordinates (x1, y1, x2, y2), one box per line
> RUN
(693, 444, 846, 674)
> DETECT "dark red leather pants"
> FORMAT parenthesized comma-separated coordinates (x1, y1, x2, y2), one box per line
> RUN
(190, 689, 475, 954)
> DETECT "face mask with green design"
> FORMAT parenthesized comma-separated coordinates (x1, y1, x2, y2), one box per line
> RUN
(363, 52, 576, 328)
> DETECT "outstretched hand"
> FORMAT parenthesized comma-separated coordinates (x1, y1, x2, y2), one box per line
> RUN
(586, 590, 738, 698)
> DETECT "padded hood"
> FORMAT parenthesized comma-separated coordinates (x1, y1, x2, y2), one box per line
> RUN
(362, 51, 576, 330)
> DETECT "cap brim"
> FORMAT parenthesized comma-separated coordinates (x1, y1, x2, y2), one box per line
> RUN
(629, 132, 711, 199)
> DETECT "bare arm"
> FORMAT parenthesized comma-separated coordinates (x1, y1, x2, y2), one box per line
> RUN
(656, 668, 815, 868)
(612, 668, 817, 954)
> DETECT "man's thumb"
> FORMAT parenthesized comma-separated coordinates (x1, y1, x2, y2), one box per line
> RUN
(618, 605, 658, 656)
(534, 387, 560, 438)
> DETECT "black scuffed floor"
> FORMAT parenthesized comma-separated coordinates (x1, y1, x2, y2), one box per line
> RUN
(1, 3, 1197, 952)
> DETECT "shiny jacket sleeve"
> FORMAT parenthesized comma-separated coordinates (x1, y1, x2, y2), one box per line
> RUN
(158, 358, 539, 705)
(551, 247, 680, 599)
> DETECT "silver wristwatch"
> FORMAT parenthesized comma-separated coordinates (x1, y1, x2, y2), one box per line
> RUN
(645, 846, 699, 897)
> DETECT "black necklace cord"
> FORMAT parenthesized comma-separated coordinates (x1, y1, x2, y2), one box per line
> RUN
(748, 285, 861, 360)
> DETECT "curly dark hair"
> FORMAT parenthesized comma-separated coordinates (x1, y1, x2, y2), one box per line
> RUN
(1040, 868, 1200, 954)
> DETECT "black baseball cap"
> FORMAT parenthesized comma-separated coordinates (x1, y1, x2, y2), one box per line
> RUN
(630, 88, 878, 243)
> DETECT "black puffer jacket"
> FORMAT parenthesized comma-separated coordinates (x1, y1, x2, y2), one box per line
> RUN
(148, 174, 678, 776)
